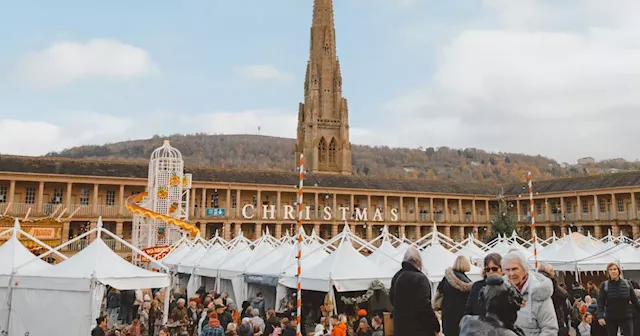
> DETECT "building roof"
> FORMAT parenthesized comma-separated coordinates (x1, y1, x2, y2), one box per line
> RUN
(0, 155, 498, 196)
(502, 171, 640, 196)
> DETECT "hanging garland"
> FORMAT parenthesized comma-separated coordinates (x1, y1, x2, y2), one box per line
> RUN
(340, 280, 389, 305)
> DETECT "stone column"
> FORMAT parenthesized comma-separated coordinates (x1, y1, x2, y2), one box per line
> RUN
(116, 221, 124, 238)
(545, 226, 552, 239)
(255, 223, 262, 239)
(316, 194, 321, 219)
(313, 224, 321, 236)
(7, 180, 16, 205)
(472, 200, 477, 223)
(92, 184, 99, 215)
(594, 195, 599, 220)
(383, 196, 388, 221)
(458, 199, 463, 222)
(611, 193, 617, 220)
(399, 197, 404, 221)
(201, 188, 207, 217)
(429, 198, 434, 221)
(89, 221, 97, 242)
(576, 195, 582, 220)
(594, 225, 602, 239)
(119, 185, 125, 216)
(36, 181, 45, 215)
(560, 197, 566, 219)
(458, 226, 465, 240)
(444, 225, 451, 238)
(223, 222, 232, 240)
(632, 224, 639, 240)
(62, 222, 70, 243)
(399, 225, 406, 238)
(485, 200, 490, 223)
(632, 192, 637, 220)
(414, 225, 420, 240)
(516, 199, 521, 221)
(612, 224, 620, 236)
(444, 199, 449, 222)
(65, 182, 73, 210)
(190, 187, 196, 217)
(256, 190, 262, 219)
(200, 222, 207, 239)
(331, 224, 339, 237)
(333, 194, 338, 220)
(236, 190, 242, 218)
(366, 224, 373, 241)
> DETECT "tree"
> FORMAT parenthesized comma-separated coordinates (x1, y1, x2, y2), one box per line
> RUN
(486, 193, 517, 242)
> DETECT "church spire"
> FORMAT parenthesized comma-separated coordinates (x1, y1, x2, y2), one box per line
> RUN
(296, 0, 352, 175)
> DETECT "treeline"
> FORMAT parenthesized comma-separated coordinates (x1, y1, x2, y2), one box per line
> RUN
(45, 133, 640, 183)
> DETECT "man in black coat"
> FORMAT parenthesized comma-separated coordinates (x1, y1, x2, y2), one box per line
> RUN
(390, 247, 441, 336)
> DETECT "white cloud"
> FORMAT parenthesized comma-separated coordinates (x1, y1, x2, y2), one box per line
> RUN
(235, 65, 292, 82)
(0, 109, 297, 156)
(380, 0, 640, 163)
(13, 38, 158, 89)
(0, 112, 133, 155)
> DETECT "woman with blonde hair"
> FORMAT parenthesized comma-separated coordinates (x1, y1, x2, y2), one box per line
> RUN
(436, 255, 473, 336)
(596, 262, 640, 336)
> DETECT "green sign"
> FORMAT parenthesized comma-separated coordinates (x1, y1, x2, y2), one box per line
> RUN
(206, 208, 226, 217)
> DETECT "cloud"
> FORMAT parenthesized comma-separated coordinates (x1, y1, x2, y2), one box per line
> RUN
(235, 65, 292, 82)
(0, 109, 297, 156)
(0, 112, 133, 155)
(13, 38, 158, 89)
(380, 0, 640, 163)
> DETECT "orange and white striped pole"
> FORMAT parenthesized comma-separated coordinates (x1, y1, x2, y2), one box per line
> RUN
(296, 154, 305, 336)
(528, 172, 538, 269)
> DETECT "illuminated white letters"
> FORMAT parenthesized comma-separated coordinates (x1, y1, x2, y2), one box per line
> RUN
(242, 204, 255, 219)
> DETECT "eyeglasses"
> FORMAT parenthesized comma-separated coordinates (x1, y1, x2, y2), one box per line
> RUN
(485, 266, 500, 272)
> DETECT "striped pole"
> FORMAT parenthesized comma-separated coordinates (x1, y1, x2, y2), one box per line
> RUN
(296, 153, 305, 336)
(528, 172, 538, 269)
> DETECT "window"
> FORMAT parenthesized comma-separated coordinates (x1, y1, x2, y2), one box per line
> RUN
(318, 137, 327, 163)
(536, 202, 542, 215)
(617, 199, 624, 213)
(582, 200, 588, 214)
(232, 193, 237, 209)
(25, 187, 36, 204)
(0, 186, 6, 203)
(599, 199, 606, 213)
(80, 189, 90, 206)
(566, 200, 572, 214)
(328, 138, 337, 164)
(53, 188, 63, 204)
(106, 190, 116, 206)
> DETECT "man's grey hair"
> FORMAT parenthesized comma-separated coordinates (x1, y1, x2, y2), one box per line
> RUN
(252, 308, 260, 316)
(501, 251, 530, 272)
(177, 298, 186, 304)
(403, 246, 423, 270)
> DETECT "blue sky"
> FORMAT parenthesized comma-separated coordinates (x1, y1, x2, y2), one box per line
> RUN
(0, 0, 638, 163)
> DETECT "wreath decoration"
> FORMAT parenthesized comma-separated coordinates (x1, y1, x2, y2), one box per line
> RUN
(340, 280, 389, 305)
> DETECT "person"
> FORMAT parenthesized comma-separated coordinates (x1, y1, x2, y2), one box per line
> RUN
(437, 255, 473, 336)
(502, 251, 558, 336)
(355, 317, 372, 336)
(370, 316, 383, 336)
(578, 311, 592, 336)
(158, 326, 170, 336)
(537, 263, 569, 336)
(251, 292, 266, 317)
(596, 262, 640, 336)
(586, 282, 599, 300)
(92, 315, 108, 336)
(389, 247, 440, 336)
(465, 253, 503, 317)
(107, 288, 121, 328)
(263, 309, 280, 336)
(251, 308, 265, 333)
(459, 275, 525, 336)
(331, 315, 347, 336)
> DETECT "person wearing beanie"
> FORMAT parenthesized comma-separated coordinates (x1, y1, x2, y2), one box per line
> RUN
(355, 317, 372, 336)
(459, 275, 525, 336)
(352, 309, 367, 333)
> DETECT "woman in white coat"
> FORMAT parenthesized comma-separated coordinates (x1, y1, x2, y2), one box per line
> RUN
(501, 251, 559, 336)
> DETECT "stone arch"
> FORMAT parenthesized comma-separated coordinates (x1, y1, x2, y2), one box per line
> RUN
(318, 137, 328, 163)
(328, 137, 337, 164)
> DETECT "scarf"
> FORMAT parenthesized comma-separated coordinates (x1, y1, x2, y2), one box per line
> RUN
(516, 274, 529, 292)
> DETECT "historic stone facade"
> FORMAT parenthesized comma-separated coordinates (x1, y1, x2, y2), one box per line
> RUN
(296, 0, 352, 175)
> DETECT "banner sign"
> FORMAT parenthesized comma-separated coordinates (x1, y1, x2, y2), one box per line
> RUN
(244, 274, 279, 287)
(0, 227, 57, 240)
(140, 245, 175, 262)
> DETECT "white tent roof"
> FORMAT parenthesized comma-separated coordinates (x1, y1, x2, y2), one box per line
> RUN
(421, 235, 482, 282)
(176, 243, 208, 274)
(245, 242, 294, 277)
(454, 237, 486, 260)
(0, 234, 52, 283)
(280, 235, 398, 292)
(195, 239, 250, 278)
(218, 238, 275, 279)
(368, 238, 401, 266)
(162, 243, 192, 267)
(14, 238, 170, 291)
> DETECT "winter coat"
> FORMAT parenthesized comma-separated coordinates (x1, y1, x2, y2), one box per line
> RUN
(331, 323, 347, 336)
(577, 322, 590, 336)
(465, 279, 487, 317)
(250, 296, 265, 316)
(589, 318, 607, 336)
(459, 315, 524, 336)
(390, 261, 440, 335)
(539, 271, 569, 336)
(371, 326, 383, 336)
(107, 290, 121, 309)
(596, 278, 640, 320)
(438, 267, 473, 336)
(264, 317, 280, 336)
(507, 271, 559, 336)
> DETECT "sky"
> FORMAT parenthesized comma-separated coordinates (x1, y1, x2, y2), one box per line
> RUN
(0, 0, 639, 163)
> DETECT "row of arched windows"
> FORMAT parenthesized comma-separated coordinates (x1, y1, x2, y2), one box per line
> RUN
(318, 137, 336, 164)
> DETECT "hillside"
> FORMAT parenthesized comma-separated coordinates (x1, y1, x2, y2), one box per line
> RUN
(44, 134, 640, 183)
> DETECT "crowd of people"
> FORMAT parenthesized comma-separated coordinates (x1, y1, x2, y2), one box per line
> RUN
(390, 247, 640, 336)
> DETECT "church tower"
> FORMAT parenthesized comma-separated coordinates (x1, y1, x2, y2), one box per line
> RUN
(295, 0, 352, 175)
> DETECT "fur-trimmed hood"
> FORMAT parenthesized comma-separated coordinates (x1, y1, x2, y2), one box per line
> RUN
(445, 267, 473, 292)
(524, 271, 554, 302)
(460, 315, 523, 336)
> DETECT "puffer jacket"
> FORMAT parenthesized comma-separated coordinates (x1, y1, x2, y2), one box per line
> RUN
(507, 272, 559, 336)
